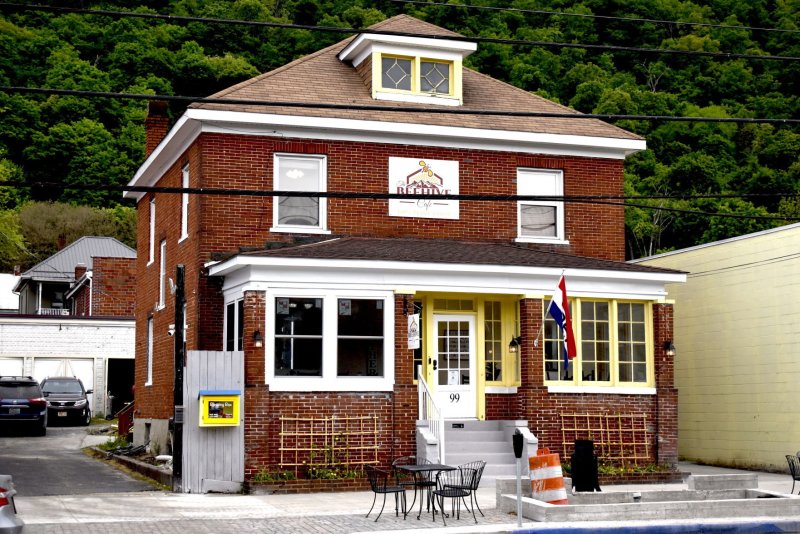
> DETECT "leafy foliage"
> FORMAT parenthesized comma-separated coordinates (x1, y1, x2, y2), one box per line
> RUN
(0, 0, 798, 262)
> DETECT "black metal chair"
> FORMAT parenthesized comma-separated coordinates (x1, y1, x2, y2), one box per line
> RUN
(787, 454, 800, 494)
(448, 460, 486, 516)
(365, 465, 406, 521)
(432, 467, 477, 526)
(392, 456, 418, 512)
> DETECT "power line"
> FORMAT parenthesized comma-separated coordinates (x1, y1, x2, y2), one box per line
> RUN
(3, 86, 799, 124)
(390, 0, 800, 35)
(1, 2, 799, 62)
(2, 182, 797, 222)
(688, 251, 800, 277)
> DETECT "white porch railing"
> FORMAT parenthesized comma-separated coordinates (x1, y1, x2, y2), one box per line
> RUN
(38, 308, 69, 316)
(417, 366, 445, 463)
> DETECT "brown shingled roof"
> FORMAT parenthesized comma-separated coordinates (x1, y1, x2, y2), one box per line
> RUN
(239, 237, 679, 274)
(191, 15, 641, 141)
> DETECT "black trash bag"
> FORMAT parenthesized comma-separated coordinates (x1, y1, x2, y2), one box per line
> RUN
(570, 439, 601, 492)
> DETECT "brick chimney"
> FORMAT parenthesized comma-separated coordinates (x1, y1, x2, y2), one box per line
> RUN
(74, 263, 87, 280)
(145, 101, 170, 157)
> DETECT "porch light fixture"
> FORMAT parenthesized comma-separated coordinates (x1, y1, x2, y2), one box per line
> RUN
(509, 336, 522, 353)
(664, 340, 675, 357)
(253, 330, 263, 348)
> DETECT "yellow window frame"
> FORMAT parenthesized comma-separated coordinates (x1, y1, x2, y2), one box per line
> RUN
(377, 54, 454, 96)
(542, 298, 654, 388)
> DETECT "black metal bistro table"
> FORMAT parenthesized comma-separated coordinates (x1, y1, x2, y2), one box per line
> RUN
(396, 463, 455, 520)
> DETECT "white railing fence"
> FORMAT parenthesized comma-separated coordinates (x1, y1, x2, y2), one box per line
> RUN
(417, 365, 445, 463)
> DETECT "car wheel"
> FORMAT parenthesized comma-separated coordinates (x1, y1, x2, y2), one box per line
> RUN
(37, 422, 47, 436)
(83, 410, 91, 426)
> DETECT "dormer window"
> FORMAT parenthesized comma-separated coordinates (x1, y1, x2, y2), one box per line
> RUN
(339, 31, 475, 107)
(381, 56, 452, 95)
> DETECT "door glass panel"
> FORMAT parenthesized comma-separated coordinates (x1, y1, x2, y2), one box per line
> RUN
(437, 320, 470, 386)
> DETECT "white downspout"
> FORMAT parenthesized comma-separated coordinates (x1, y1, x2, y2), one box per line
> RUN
(88, 271, 93, 316)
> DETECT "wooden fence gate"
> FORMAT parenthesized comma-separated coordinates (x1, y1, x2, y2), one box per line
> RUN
(182, 350, 244, 493)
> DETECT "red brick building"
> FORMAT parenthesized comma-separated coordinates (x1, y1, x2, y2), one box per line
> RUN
(126, 15, 684, 490)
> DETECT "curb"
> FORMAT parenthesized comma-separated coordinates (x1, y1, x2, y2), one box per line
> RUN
(88, 446, 173, 486)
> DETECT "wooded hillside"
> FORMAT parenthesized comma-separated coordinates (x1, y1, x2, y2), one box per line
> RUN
(1, 0, 798, 269)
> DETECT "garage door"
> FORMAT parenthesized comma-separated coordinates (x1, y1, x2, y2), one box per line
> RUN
(34, 358, 95, 394)
(0, 357, 24, 376)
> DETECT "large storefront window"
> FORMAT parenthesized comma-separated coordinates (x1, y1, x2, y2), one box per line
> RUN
(266, 291, 394, 391)
(544, 299, 652, 387)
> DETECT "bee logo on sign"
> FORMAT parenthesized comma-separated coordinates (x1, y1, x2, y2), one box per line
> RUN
(389, 157, 459, 219)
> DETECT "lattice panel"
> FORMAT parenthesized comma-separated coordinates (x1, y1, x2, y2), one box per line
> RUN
(560, 413, 651, 465)
(279, 415, 379, 474)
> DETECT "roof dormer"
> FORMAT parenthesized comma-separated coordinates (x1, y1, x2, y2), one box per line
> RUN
(338, 32, 476, 107)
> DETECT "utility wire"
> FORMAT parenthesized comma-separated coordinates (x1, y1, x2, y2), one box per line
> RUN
(390, 0, 800, 35)
(2, 182, 797, 222)
(1, 3, 798, 62)
(3, 86, 799, 124)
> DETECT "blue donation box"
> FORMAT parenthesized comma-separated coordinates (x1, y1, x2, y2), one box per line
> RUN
(198, 390, 241, 427)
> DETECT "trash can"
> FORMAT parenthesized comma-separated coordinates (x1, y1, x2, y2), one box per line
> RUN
(570, 439, 601, 492)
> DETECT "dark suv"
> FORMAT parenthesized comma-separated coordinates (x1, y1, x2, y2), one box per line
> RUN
(0, 376, 47, 436)
(40, 377, 92, 426)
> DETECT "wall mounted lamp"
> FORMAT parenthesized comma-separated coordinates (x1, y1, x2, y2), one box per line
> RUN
(509, 336, 522, 353)
(664, 340, 675, 357)
(253, 330, 263, 348)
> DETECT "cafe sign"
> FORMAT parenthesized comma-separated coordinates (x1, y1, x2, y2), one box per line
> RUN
(389, 157, 459, 219)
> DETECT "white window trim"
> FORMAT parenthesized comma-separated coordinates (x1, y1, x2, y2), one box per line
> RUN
(223, 298, 243, 352)
(145, 317, 153, 386)
(148, 199, 155, 265)
(515, 168, 568, 244)
(270, 153, 329, 234)
(179, 164, 189, 242)
(158, 240, 166, 310)
(264, 289, 395, 392)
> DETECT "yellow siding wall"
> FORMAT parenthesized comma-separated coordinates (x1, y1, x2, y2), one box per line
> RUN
(640, 224, 800, 471)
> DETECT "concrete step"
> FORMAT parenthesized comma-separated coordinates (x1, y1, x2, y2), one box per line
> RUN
(445, 429, 507, 443)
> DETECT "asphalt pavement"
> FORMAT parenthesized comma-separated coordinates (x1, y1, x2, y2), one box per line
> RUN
(10, 430, 800, 534)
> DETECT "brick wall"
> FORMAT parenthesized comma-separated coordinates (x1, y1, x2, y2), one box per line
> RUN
(92, 257, 136, 317)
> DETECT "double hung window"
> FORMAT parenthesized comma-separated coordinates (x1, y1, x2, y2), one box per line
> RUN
(225, 299, 244, 352)
(516, 169, 565, 243)
(275, 297, 323, 376)
(272, 154, 328, 233)
(544, 299, 652, 388)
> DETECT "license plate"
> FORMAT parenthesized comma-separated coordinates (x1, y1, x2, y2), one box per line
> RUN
(58, 411, 68, 417)
(9, 408, 20, 415)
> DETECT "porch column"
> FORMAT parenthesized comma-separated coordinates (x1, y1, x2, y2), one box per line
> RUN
(517, 298, 546, 423)
(393, 293, 417, 459)
(242, 290, 270, 481)
(653, 302, 678, 467)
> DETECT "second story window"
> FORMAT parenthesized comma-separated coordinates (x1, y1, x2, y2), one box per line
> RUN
(158, 240, 166, 309)
(148, 199, 155, 265)
(272, 154, 328, 233)
(516, 168, 566, 243)
(180, 164, 189, 241)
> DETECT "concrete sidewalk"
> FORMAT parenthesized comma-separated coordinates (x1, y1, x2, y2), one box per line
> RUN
(15, 460, 800, 534)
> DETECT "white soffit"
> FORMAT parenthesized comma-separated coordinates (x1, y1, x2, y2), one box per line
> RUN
(126, 109, 646, 200)
(209, 256, 685, 300)
(338, 33, 477, 66)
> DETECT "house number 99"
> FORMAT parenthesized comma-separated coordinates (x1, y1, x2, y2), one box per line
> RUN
(449, 393, 460, 403)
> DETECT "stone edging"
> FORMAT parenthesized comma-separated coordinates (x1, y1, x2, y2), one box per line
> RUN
(88, 447, 173, 487)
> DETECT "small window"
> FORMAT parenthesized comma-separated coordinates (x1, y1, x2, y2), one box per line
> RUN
(158, 240, 166, 309)
(382, 57, 412, 91)
(148, 199, 155, 264)
(420, 61, 450, 94)
(517, 169, 565, 242)
(618, 303, 647, 383)
(224, 300, 244, 351)
(274, 297, 323, 376)
(337, 299, 384, 377)
(273, 154, 327, 232)
(180, 164, 189, 241)
(484, 301, 503, 382)
(146, 317, 153, 385)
